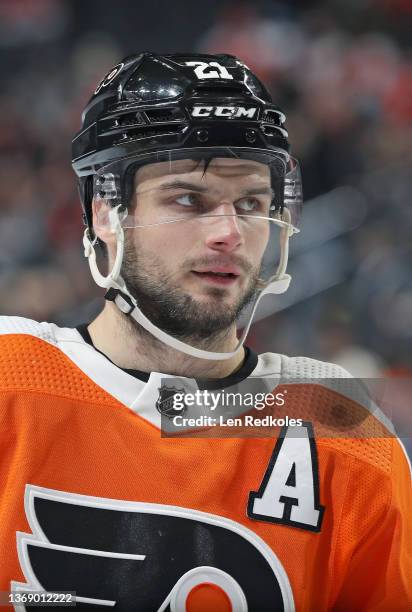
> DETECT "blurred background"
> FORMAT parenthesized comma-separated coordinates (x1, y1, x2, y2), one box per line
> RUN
(0, 0, 411, 448)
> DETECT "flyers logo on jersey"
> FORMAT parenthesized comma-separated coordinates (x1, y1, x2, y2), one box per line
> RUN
(191, 105, 257, 119)
(14, 485, 294, 611)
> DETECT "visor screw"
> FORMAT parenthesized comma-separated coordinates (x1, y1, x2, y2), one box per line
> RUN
(196, 129, 209, 143)
(245, 129, 257, 143)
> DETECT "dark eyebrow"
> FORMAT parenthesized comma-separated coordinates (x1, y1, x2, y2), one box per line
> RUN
(242, 186, 274, 197)
(159, 180, 209, 193)
(158, 180, 273, 196)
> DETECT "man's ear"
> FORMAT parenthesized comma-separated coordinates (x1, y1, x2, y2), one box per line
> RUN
(91, 198, 117, 247)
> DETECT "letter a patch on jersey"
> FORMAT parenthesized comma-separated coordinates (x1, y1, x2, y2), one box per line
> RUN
(248, 422, 325, 532)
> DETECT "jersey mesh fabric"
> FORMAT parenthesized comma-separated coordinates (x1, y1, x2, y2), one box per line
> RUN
(280, 354, 393, 474)
(0, 334, 118, 406)
(0, 316, 56, 343)
(0, 320, 410, 611)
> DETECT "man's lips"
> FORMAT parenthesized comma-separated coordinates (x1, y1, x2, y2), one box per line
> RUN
(191, 266, 241, 285)
(192, 266, 241, 276)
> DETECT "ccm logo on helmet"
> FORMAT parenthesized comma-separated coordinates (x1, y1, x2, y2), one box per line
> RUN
(191, 105, 257, 119)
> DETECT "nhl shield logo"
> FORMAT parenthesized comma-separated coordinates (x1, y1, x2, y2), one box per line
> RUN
(156, 386, 187, 418)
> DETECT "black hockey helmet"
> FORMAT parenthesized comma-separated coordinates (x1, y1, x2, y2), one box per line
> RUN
(71, 52, 291, 229)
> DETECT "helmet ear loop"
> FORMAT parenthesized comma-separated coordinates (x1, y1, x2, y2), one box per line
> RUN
(83, 205, 125, 289)
(274, 223, 291, 279)
(255, 205, 294, 293)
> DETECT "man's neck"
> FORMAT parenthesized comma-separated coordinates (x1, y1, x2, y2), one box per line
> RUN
(87, 303, 246, 379)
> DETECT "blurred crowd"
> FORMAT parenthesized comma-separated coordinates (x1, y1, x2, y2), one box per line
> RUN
(0, 0, 411, 442)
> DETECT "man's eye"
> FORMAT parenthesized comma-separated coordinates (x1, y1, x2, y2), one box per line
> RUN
(236, 197, 260, 212)
(175, 193, 198, 207)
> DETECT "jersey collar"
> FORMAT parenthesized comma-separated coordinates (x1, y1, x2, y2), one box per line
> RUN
(76, 323, 259, 389)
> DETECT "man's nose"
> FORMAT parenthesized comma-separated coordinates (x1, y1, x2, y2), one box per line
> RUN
(203, 203, 243, 252)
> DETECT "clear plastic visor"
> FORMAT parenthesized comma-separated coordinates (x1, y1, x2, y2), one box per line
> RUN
(93, 147, 302, 232)
(93, 149, 302, 288)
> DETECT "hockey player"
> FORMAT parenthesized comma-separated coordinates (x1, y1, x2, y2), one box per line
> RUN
(0, 53, 411, 611)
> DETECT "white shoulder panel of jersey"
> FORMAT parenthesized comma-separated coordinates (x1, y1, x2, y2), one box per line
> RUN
(280, 354, 353, 379)
(279, 354, 411, 478)
(278, 353, 395, 434)
(0, 315, 57, 345)
(253, 353, 352, 379)
(252, 352, 282, 377)
(252, 351, 396, 436)
(52, 323, 148, 411)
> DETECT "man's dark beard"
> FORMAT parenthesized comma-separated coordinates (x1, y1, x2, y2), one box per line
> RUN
(121, 240, 259, 342)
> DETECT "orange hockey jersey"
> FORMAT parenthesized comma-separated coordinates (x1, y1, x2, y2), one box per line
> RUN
(0, 316, 411, 611)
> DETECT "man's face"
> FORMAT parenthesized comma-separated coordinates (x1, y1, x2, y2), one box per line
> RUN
(120, 157, 272, 341)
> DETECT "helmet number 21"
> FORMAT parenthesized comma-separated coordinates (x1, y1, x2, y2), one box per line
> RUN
(185, 61, 234, 80)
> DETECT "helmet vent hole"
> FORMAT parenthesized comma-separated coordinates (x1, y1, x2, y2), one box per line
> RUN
(145, 108, 186, 123)
(262, 125, 283, 137)
(262, 110, 285, 126)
